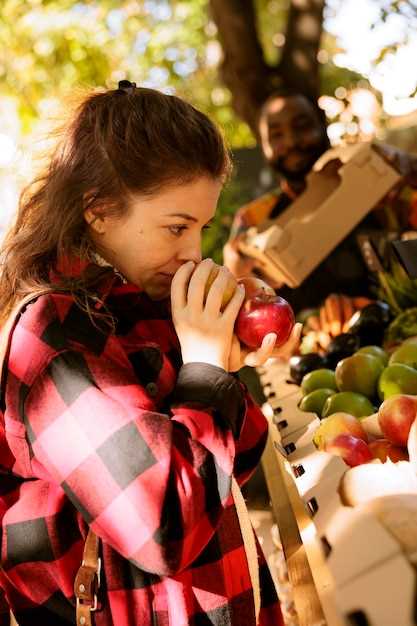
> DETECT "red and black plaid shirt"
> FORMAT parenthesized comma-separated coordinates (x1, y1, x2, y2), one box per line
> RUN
(0, 265, 283, 626)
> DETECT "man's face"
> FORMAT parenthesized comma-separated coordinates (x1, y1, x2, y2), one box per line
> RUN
(259, 95, 329, 183)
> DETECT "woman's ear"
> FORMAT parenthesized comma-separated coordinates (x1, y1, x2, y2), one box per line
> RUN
(83, 190, 108, 235)
(84, 207, 106, 235)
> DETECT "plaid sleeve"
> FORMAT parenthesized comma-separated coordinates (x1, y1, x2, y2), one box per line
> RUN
(0, 586, 10, 626)
(170, 362, 246, 437)
(233, 391, 268, 487)
(23, 349, 242, 577)
(171, 366, 268, 488)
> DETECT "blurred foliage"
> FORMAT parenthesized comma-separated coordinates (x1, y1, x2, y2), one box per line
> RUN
(202, 170, 255, 263)
(254, 0, 287, 66)
(0, 0, 254, 145)
(0, 0, 414, 261)
(372, 0, 417, 96)
(0, 0, 397, 144)
(328, 0, 417, 97)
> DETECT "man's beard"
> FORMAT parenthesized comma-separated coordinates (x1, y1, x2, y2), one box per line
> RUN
(269, 134, 330, 184)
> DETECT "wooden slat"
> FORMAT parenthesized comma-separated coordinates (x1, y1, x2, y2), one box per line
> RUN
(262, 422, 346, 626)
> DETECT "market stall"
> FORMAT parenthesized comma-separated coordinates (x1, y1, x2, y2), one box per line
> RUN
(235, 143, 417, 626)
(259, 355, 417, 626)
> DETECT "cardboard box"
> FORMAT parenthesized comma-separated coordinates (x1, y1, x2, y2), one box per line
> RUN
(335, 554, 415, 626)
(258, 361, 318, 438)
(257, 358, 299, 400)
(288, 447, 346, 499)
(324, 507, 400, 588)
(282, 419, 320, 448)
(238, 143, 401, 287)
(263, 392, 317, 440)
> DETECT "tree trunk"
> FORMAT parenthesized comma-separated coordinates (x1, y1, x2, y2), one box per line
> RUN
(209, 0, 324, 134)
(279, 0, 325, 101)
(208, 0, 273, 133)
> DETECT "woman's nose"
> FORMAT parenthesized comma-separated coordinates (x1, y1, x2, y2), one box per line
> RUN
(177, 240, 202, 265)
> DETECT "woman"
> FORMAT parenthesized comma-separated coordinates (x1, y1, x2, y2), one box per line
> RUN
(0, 82, 299, 625)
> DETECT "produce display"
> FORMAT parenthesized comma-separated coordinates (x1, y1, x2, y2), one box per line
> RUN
(259, 320, 417, 625)
(259, 240, 417, 624)
(287, 294, 417, 468)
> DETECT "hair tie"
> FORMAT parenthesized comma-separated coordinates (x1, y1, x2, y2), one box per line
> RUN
(118, 80, 136, 95)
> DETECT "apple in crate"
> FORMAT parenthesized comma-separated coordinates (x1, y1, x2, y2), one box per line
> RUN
(378, 394, 417, 447)
(325, 434, 373, 467)
(313, 412, 368, 451)
(369, 439, 408, 463)
(235, 277, 295, 349)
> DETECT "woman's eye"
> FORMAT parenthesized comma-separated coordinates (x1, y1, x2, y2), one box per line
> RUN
(168, 225, 187, 236)
(203, 224, 212, 231)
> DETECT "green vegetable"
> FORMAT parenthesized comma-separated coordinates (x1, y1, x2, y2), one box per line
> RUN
(384, 307, 417, 346)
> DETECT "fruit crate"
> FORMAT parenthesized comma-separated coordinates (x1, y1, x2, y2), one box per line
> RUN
(259, 360, 317, 438)
(259, 359, 301, 402)
(261, 392, 317, 440)
(260, 360, 417, 626)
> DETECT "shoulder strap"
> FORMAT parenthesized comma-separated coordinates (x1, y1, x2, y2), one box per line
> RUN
(74, 529, 101, 626)
(0, 290, 101, 626)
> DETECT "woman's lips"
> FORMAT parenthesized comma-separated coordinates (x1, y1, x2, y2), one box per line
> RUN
(157, 272, 174, 282)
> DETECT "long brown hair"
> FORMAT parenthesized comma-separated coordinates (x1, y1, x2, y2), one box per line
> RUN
(0, 85, 231, 323)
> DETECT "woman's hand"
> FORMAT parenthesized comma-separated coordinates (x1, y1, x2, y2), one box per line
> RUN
(171, 259, 245, 371)
(228, 322, 302, 372)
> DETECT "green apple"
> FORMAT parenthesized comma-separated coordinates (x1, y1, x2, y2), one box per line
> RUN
(301, 369, 337, 396)
(389, 343, 417, 370)
(298, 388, 336, 417)
(378, 363, 417, 400)
(335, 353, 384, 398)
(357, 345, 389, 367)
(403, 336, 417, 346)
(322, 391, 375, 419)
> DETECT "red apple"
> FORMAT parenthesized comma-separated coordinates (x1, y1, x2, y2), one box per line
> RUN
(369, 439, 409, 463)
(235, 277, 295, 349)
(378, 394, 417, 447)
(313, 412, 368, 450)
(237, 277, 276, 300)
(325, 434, 373, 467)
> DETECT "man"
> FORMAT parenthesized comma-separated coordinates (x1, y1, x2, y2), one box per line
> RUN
(224, 89, 417, 339)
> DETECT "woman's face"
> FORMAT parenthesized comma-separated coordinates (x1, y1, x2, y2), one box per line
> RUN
(86, 176, 222, 300)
